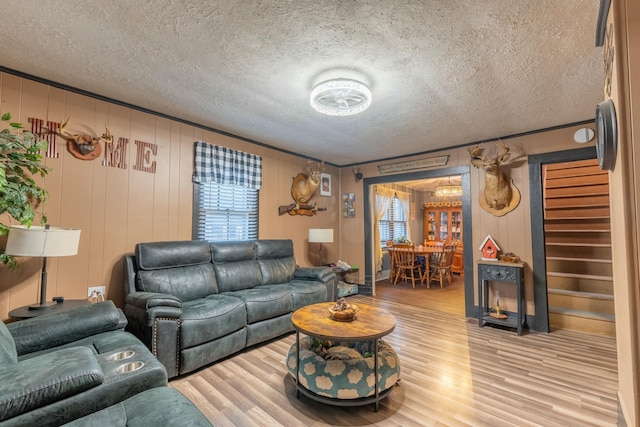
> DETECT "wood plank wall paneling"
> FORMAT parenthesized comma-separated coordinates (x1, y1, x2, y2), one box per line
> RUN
(0, 72, 596, 325)
(0, 73, 342, 317)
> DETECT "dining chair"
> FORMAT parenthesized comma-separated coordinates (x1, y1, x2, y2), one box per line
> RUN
(425, 243, 457, 288)
(390, 244, 423, 288)
(425, 240, 444, 249)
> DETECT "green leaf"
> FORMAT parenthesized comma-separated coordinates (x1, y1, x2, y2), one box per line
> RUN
(0, 113, 48, 267)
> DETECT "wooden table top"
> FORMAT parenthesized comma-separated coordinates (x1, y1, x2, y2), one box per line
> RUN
(291, 302, 396, 341)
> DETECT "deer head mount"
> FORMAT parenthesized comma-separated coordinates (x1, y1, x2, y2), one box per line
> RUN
(56, 116, 112, 160)
(468, 141, 520, 216)
(278, 160, 327, 216)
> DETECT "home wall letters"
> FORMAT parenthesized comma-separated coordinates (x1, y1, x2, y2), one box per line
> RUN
(28, 116, 156, 173)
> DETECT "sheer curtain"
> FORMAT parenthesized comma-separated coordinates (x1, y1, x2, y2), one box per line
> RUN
(374, 186, 396, 273)
(395, 189, 411, 242)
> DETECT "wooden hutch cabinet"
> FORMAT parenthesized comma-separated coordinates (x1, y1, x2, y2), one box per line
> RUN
(424, 202, 464, 275)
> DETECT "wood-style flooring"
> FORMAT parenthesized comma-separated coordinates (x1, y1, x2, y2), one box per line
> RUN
(170, 277, 619, 426)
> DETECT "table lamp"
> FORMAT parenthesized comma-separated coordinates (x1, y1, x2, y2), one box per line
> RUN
(308, 228, 333, 266)
(5, 224, 81, 310)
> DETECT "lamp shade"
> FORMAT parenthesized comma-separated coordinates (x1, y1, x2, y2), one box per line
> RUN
(5, 225, 81, 257)
(308, 228, 333, 243)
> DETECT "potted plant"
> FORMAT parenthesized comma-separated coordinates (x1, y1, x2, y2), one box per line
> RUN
(0, 113, 49, 268)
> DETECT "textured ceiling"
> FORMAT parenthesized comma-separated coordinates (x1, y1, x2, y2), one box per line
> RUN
(0, 1, 602, 166)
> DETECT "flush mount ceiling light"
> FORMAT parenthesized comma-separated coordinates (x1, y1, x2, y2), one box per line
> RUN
(310, 79, 372, 116)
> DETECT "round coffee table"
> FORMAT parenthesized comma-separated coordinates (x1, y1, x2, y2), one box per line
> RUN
(289, 302, 397, 411)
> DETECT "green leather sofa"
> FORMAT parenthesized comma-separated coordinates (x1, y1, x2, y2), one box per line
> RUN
(124, 239, 336, 378)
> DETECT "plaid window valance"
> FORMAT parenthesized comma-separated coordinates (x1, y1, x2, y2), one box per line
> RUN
(192, 141, 262, 189)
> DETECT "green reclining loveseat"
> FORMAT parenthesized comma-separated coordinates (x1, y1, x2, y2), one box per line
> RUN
(0, 301, 168, 426)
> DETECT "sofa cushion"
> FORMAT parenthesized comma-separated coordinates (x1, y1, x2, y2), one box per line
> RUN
(9, 301, 124, 356)
(62, 387, 212, 427)
(210, 240, 255, 262)
(135, 241, 217, 301)
(211, 241, 263, 292)
(261, 281, 327, 310)
(0, 320, 17, 364)
(0, 347, 103, 422)
(137, 264, 217, 302)
(256, 240, 296, 284)
(255, 239, 294, 258)
(223, 286, 292, 324)
(181, 296, 247, 348)
(136, 240, 212, 270)
(258, 257, 296, 285)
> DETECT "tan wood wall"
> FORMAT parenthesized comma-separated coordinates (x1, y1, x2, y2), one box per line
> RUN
(0, 72, 596, 326)
(0, 72, 340, 318)
(606, 1, 640, 425)
(340, 126, 593, 316)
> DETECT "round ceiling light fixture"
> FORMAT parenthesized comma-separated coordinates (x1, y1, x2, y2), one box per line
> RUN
(310, 79, 372, 116)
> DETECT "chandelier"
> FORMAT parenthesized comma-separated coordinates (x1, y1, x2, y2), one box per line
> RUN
(310, 79, 372, 116)
(435, 185, 463, 197)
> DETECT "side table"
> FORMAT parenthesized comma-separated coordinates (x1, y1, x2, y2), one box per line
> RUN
(333, 266, 359, 283)
(477, 261, 525, 335)
(9, 299, 91, 319)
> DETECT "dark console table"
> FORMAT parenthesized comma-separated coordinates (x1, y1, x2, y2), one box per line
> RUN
(477, 260, 525, 335)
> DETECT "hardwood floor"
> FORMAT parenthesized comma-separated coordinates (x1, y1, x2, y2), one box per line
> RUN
(375, 275, 466, 316)
(170, 279, 619, 426)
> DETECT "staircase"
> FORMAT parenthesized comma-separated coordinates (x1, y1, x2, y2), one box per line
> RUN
(543, 159, 615, 336)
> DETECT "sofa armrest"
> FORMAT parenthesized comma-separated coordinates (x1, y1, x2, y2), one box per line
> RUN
(126, 291, 182, 310)
(295, 267, 337, 301)
(123, 253, 138, 296)
(0, 347, 103, 422)
(125, 292, 182, 326)
(124, 292, 182, 378)
(8, 301, 126, 356)
(294, 266, 333, 280)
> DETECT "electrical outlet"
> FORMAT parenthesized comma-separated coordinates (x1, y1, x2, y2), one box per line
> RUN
(87, 286, 106, 298)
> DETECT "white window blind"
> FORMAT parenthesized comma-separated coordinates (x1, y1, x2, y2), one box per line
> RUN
(195, 182, 258, 241)
(379, 195, 407, 244)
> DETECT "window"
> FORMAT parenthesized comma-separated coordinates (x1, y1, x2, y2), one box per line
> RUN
(192, 141, 261, 242)
(378, 195, 407, 245)
(194, 182, 258, 241)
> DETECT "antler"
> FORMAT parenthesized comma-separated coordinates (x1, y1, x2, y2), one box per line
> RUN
(468, 145, 483, 162)
(57, 116, 76, 140)
(493, 140, 511, 163)
(98, 125, 113, 145)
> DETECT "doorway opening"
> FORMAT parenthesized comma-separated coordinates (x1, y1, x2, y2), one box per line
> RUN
(543, 158, 614, 335)
(528, 146, 614, 334)
(362, 165, 476, 318)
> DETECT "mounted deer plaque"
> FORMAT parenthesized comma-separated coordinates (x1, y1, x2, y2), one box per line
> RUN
(468, 141, 521, 217)
(278, 160, 327, 216)
(56, 116, 113, 161)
